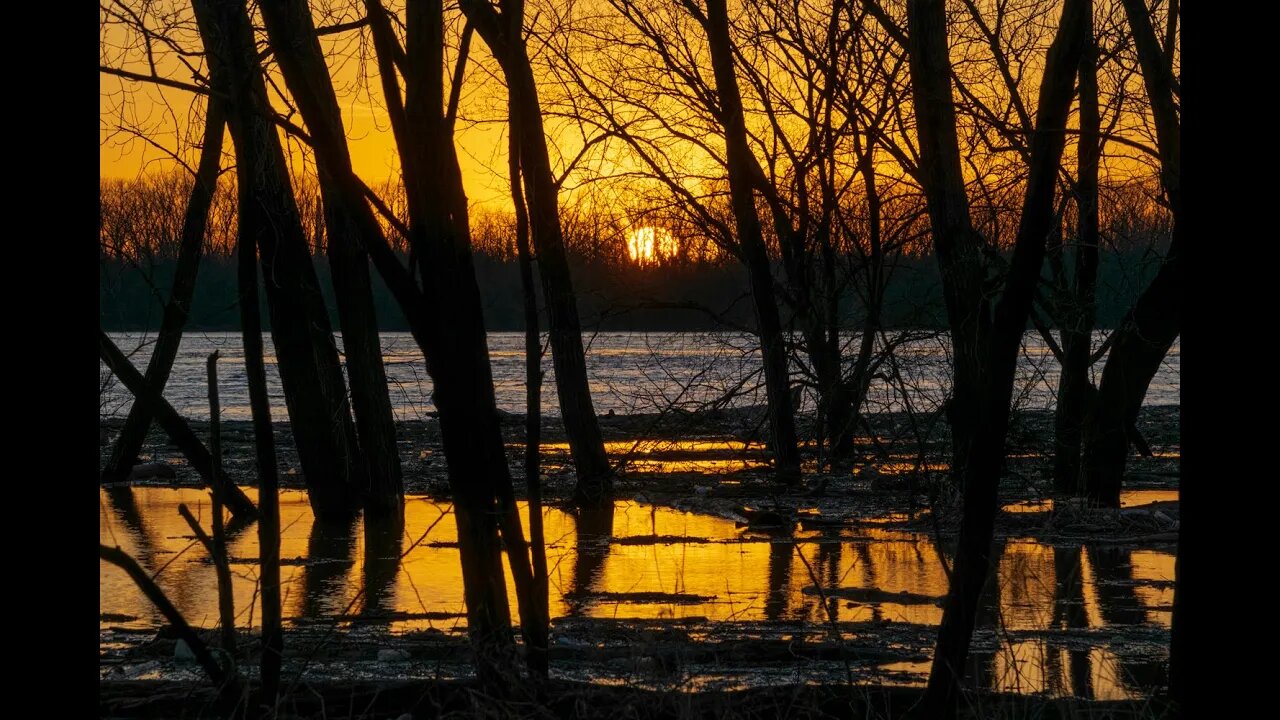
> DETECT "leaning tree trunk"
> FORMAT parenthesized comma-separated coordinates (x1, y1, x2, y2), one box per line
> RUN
(703, 0, 802, 480)
(98, 330, 257, 519)
(102, 100, 225, 483)
(905, 0, 1088, 716)
(257, 0, 404, 521)
(1053, 16, 1101, 494)
(191, 0, 365, 522)
(1081, 0, 1181, 508)
(461, 0, 614, 506)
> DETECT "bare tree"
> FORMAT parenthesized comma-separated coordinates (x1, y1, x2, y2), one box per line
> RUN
(191, 0, 367, 521)
(256, 0, 405, 522)
(460, 0, 616, 506)
(902, 0, 1089, 714)
(1080, 0, 1180, 507)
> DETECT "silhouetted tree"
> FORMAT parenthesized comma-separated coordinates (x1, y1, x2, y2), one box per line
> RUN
(256, 0, 405, 522)
(359, 0, 542, 685)
(191, 0, 366, 521)
(1052, 8, 1102, 493)
(1081, 0, 1180, 508)
(460, 0, 616, 506)
(902, 0, 1089, 714)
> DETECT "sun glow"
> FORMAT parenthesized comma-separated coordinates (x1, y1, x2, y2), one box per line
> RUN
(625, 226, 678, 265)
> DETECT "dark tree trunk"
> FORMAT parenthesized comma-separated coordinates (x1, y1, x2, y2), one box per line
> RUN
(510, 110, 551, 682)
(361, 0, 537, 687)
(203, 352, 237, 654)
(841, 133, 889, 458)
(905, 0, 1088, 715)
(237, 233, 283, 703)
(257, 0, 404, 522)
(905, 0, 989, 490)
(703, 0, 802, 480)
(1082, 0, 1181, 508)
(461, 0, 614, 506)
(1053, 15, 1101, 494)
(98, 330, 257, 519)
(191, 0, 366, 523)
(101, 100, 225, 484)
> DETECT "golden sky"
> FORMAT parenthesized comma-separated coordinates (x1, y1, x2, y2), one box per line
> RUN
(99, 11, 523, 209)
(100, 1, 1168, 218)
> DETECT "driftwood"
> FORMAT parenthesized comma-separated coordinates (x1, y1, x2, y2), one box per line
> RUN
(98, 331, 257, 520)
(98, 543, 243, 704)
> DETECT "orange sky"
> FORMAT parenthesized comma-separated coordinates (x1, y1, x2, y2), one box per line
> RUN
(100, 2, 1167, 217)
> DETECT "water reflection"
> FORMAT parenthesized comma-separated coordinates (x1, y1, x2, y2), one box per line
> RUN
(100, 488, 1172, 699)
(541, 440, 770, 474)
(565, 504, 614, 617)
(300, 518, 357, 619)
(362, 522, 402, 618)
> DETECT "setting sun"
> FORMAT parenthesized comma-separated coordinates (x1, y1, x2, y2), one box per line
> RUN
(625, 226, 678, 265)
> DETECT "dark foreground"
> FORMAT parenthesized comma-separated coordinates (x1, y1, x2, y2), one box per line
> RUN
(101, 679, 1172, 719)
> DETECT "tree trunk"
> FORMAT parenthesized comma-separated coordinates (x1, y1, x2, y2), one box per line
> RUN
(841, 134, 889, 460)
(510, 109, 551, 682)
(461, 0, 614, 506)
(99, 544, 243, 710)
(703, 0, 801, 480)
(191, 0, 365, 522)
(101, 100, 225, 483)
(1081, 0, 1181, 508)
(98, 330, 257, 520)
(256, 0, 404, 522)
(237, 231, 283, 704)
(361, 0, 535, 686)
(1053, 15, 1101, 494)
(905, 0, 989, 491)
(905, 0, 1088, 715)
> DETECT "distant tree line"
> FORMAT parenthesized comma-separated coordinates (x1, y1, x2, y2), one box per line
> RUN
(101, 175, 1169, 333)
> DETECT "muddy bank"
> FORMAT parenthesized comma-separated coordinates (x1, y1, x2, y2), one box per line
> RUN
(99, 404, 1177, 489)
(100, 677, 1171, 719)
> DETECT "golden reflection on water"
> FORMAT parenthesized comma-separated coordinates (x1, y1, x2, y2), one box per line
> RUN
(1000, 488, 1179, 514)
(101, 488, 1171, 698)
(538, 440, 770, 474)
(540, 440, 765, 455)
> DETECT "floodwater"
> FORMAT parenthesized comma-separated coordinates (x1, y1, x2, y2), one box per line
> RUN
(100, 331, 1180, 422)
(100, 487, 1175, 699)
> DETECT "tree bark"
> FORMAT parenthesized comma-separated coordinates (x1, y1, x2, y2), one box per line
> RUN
(905, 0, 989, 489)
(905, 0, 1088, 715)
(101, 100, 225, 484)
(257, 0, 404, 522)
(460, 0, 615, 506)
(360, 0, 536, 686)
(191, 0, 365, 522)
